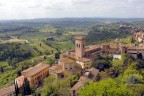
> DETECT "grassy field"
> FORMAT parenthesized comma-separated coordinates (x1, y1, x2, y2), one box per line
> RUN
(0, 38, 28, 44)
(0, 61, 9, 67)
(39, 26, 57, 33)
(0, 24, 77, 88)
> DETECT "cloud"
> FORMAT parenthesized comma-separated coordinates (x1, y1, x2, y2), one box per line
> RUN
(71, 0, 95, 4)
(0, 0, 144, 20)
(28, 4, 42, 8)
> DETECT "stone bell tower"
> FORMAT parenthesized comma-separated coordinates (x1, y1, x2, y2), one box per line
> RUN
(75, 35, 85, 59)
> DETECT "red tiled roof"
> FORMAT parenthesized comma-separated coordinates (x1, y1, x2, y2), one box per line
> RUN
(22, 63, 49, 77)
(49, 64, 63, 74)
(135, 31, 144, 35)
(78, 57, 91, 62)
(15, 76, 25, 88)
(0, 86, 15, 96)
(71, 76, 89, 91)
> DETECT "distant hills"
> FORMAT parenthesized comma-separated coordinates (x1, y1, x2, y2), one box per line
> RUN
(1, 17, 144, 23)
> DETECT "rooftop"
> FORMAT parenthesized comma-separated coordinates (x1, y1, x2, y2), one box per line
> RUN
(0, 86, 15, 96)
(22, 63, 49, 76)
(71, 76, 89, 91)
(135, 31, 144, 35)
(49, 64, 63, 74)
(85, 45, 101, 52)
(15, 76, 25, 88)
(62, 58, 76, 63)
(75, 35, 85, 40)
(78, 57, 91, 62)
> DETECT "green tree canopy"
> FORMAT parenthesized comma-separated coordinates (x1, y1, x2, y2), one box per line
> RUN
(78, 79, 133, 96)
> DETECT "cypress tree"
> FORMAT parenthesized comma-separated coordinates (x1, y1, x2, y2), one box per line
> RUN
(23, 77, 31, 95)
(17, 70, 21, 77)
(0, 66, 4, 73)
(14, 81, 19, 96)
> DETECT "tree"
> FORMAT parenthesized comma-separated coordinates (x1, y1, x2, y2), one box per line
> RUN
(0, 66, 4, 73)
(7, 57, 12, 66)
(24, 77, 31, 95)
(17, 70, 21, 77)
(123, 68, 143, 84)
(55, 52, 60, 59)
(128, 84, 144, 96)
(47, 57, 55, 65)
(78, 79, 133, 96)
(41, 76, 59, 96)
(21, 77, 31, 95)
(39, 43, 41, 46)
(51, 50, 54, 54)
(92, 54, 112, 71)
(127, 75, 142, 84)
(135, 59, 144, 69)
(14, 81, 19, 96)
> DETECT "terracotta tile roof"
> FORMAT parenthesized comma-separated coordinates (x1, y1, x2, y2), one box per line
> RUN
(49, 64, 63, 74)
(71, 76, 89, 91)
(71, 68, 99, 91)
(0, 86, 15, 96)
(22, 63, 49, 77)
(88, 68, 99, 76)
(55, 64, 63, 71)
(75, 35, 85, 40)
(78, 57, 91, 62)
(85, 45, 101, 52)
(15, 76, 25, 88)
(62, 58, 75, 63)
(86, 68, 99, 80)
(135, 31, 144, 35)
(110, 43, 119, 48)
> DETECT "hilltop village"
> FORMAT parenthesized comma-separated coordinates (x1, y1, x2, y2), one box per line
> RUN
(0, 29, 144, 96)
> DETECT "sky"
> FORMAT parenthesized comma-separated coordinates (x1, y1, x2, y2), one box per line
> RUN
(0, 0, 144, 20)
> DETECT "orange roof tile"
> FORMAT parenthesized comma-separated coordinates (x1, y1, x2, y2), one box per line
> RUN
(0, 86, 15, 96)
(15, 76, 25, 88)
(22, 63, 49, 77)
(71, 76, 89, 91)
(62, 58, 75, 63)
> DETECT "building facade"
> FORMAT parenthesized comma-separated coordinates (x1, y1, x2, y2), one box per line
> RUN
(21, 63, 49, 86)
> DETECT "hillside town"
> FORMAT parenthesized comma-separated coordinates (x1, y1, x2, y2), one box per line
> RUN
(0, 29, 144, 96)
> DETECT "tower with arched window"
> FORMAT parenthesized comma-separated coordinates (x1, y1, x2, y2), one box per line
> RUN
(75, 35, 85, 59)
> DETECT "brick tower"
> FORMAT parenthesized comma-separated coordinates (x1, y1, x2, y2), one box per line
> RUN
(75, 35, 85, 59)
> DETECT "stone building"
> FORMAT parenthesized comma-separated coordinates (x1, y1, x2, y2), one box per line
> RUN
(60, 35, 97, 70)
(75, 36, 86, 59)
(21, 63, 49, 86)
(71, 67, 99, 96)
(15, 76, 25, 88)
(50, 35, 144, 79)
(14, 76, 31, 95)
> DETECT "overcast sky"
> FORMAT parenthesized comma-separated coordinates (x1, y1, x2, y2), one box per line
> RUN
(0, 0, 144, 20)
